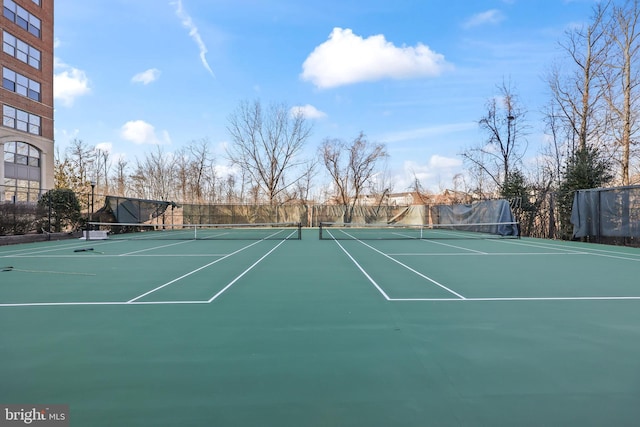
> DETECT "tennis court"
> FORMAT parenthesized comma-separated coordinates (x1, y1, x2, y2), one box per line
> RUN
(1, 226, 640, 426)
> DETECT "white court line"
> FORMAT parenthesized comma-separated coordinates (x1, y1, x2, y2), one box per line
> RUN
(421, 239, 487, 254)
(207, 232, 294, 302)
(200, 228, 292, 241)
(10, 254, 230, 258)
(327, 230, 392, 300)
(0, 300, 209, 307)
(386, 252, 587, 256)
(393, 233, 487, 254)
(2, 240, 122, 257)
(126, 239, 265, 303)
(127, 227, 294, 303)
(336, 229, 466, 300)
(495, 239, 593, 254)
(0, 240, 85, 256)
(119, 239, 193, 256)
(128, 300, 208, 305)
(496, 238, 640, 261)
(390, 296, 640, 302)
(108, 229, 198, 241)
(196, 231, 232, 240)
(579, 252, 640, 262)
(4, 294, 640, 308)
(535, 239, 640, 259)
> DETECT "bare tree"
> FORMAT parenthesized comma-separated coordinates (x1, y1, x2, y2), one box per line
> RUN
(53, 147, 74, 190)
(224, 174, 237, 204)
(320, 132, 388, 222)
(603, 0, 640, 185)
(547, 1, 610, 154)
(94, 147, 111, 196)
(128, 166, 147, 200)
(65, 138, 94, 192)
(367, 158, 393, 204)
(173, 147, 191, 203)
(541, 102, 570, 190)
(201, 162, 220, 203)
(133, 146, 175, 201)
(63, 138, 97, 214)
(113, 157, 128, 197)
(463, 149, 494, 199)
(172, 140, 212, 204)
(187, 139, 214, 202)
(226, 100, 313, 205)
(461, 81, 527, 194)
(292, 158, 319, 204)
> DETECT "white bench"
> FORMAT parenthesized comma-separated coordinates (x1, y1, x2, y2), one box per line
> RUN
(80, 230, 109, 240)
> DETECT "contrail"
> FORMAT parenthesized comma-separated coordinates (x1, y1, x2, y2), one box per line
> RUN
(171, 0, 215, 77)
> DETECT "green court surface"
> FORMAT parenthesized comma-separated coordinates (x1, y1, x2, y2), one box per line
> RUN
(1, 229, 640, 426)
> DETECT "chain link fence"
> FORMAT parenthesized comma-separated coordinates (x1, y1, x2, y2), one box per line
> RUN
(3, 187, 640, 248)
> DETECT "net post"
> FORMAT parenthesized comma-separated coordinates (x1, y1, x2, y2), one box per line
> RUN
(297, 222, 302, 240)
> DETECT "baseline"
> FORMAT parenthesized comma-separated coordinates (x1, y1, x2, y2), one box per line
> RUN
(390, 296, 640, 302)
(0, 300, 209, 308)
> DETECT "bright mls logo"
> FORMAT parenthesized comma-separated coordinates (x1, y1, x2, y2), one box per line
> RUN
(0, 405, 68, 426)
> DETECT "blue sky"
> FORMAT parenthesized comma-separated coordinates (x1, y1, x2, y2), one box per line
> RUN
(53, 0, 597, 194)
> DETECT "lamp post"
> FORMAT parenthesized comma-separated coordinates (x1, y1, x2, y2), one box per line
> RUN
(507, 114, 515, 179)
(90, 181, 96, 230)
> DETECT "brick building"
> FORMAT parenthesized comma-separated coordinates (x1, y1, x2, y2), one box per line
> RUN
(1, 0, 54, 202)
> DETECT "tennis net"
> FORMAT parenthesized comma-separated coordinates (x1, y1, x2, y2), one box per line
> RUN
(318, 222, 520, 240)
(87, 222, 302, 240)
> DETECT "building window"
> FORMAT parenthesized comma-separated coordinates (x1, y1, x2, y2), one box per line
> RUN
(3, 141, 41, 202)
(2, 31, 41, 69)
(3, 178, 40, 202)
(2, 67, 41, 102)
(4, 141, 41, 167)
(32, 0, 40, 6)
(2, 0, 41, 38)
(2, 105, 41, 135)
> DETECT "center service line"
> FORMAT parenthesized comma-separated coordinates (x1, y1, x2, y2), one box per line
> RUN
(328, 231, 392, 301)
(127, 239, 266, 303)
(342, 231, 466, 300)
(207, 231, 296, 302)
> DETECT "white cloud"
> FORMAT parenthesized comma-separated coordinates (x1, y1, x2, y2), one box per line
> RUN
(131, 68, 161, 85)
(398, 156, 463, 192)
(120, 120, 171, 145)
(429, 154, 463, 169)
(171, 0, 214, 77)
(54, 58, 90, 107)
(214, 163, 240, 178)
(290, 104, 327, 119)
(463, 9, 505, 29)
(95, 142, 113, 153)
(301, 28, 452, 89)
